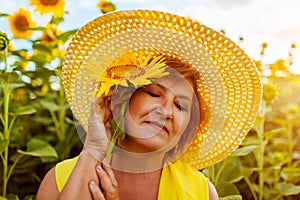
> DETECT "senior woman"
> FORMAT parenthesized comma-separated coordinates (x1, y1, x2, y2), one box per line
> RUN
(37, 10, 261, 200)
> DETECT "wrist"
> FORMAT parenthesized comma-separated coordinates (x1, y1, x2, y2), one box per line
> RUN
(80, 146, 105, 162)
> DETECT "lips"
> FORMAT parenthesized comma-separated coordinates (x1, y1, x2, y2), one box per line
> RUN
(145, 121, 169, 134)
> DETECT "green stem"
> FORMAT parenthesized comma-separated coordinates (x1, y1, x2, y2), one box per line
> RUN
(106, 137, 117, 163)
(215, 158, 230, 185)
(50, 111, 63, 141)
(286, 120, 293, 167)
(7, 116, 17, 138)
(6, 154, 23, 182)
(257, 101, 266, 200)
(0, 114, 4, 128)
(2, 48, 10, 197)
(273, 194, 282, 200)
(58, 84, 66, 141)
(244, 176, 258, 200)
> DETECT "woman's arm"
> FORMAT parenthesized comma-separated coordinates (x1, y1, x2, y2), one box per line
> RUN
(36, 167, 59, 200)
(36, 98, 112, 199)
(36, 149, 101, 200)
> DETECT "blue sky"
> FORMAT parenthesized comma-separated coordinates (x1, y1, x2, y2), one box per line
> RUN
(1, 0, 300, 73)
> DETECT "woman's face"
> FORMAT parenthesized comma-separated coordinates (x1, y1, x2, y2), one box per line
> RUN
(120, 75, 195, 153)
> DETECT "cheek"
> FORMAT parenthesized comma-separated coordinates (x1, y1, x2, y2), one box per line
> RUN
(128, 93, 150, 119)
(174, 112, 191, 135)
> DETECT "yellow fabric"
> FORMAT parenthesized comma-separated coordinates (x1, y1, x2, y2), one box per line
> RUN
(55, 156, 79, 192)
(55, 157, 208, 199)
(158, 160, 208, 200)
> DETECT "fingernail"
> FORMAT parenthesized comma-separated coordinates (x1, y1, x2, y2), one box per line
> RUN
(113, 180, 118, 187)
(96, 165, 102, 172)
(89, 181, 96, 190)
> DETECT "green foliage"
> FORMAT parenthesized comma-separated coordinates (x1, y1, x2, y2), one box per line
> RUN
(207, 43, 300, 200)
(1, 2, 300, 200)
(0, 7, 82, 200)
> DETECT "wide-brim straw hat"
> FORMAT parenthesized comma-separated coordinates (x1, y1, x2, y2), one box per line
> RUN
(62, 9, 261, 169)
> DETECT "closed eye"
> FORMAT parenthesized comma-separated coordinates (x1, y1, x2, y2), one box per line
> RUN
(175, 102, 186, 111)
(145, 91, 160, 97)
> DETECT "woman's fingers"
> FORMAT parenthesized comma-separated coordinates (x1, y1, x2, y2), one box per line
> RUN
(102, 163, 118, 187)
(89, 180, 105, 200)
(96, 164, 119, 199)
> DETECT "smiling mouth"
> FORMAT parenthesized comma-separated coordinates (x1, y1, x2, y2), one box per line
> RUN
(145, 121, 169, 134)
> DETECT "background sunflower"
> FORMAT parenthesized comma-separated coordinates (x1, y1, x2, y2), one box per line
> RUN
(30, 0, 65, 18)
(8, 8, 36, 39)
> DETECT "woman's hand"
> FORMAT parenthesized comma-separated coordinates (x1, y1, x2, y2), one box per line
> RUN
(83, 97, 112, 161)
(89, 163, 119, 200)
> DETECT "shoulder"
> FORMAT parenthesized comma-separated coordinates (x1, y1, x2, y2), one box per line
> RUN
(208, 181, 219, 200)
(36, 157, 79, 200)
(36, 167, 59, 200)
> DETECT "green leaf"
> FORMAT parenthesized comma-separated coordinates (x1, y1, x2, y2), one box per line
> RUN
(230, 145, 258, 157)
(12, 105, 36, 116)
(221, 160, 243, 183)
(264, 128, 287, 140)
(282, 167, 300, 173)
(57, 29, 77, 43)
(32, 43, 52, 52)
(18, 138, 58, 160)
(40, 156, 58, 163)
(50, 16, 64, 24)
(253, 116, 265, 129)
(22, 195, 35, 200)
(0, 196, 7, 200)
(28, 27, 48, 32)
(276, 182, 300, 195)
(219, 195, 242, 200)
(216, 181, 240, 197)
(1, 72, 21, 83)
(0, 13, 10, 17)
(5, 194, 19, 200)
(23, 195, 35, 200)
(0, 139, 9, 154)
(271, 117, 287, 127)
(8, 83, 25, 91)
(240, 166, 255, 178)
(30, 53, 49, 63)
(40, 99, 68, 111)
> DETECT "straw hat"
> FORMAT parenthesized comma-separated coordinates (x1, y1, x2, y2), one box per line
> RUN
(62, 9, 261, 169)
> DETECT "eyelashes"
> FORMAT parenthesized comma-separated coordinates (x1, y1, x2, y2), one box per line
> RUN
(143, 90, 187, 111)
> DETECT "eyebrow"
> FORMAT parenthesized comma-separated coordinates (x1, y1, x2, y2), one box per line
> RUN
(155, 84, 192, 103)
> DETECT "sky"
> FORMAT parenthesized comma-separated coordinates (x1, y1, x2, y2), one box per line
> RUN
(1, 0, 300, 73)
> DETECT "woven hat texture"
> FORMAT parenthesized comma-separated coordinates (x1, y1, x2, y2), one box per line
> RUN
(62, 10, 261, 169)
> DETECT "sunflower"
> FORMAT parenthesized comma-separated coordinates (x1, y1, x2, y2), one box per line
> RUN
(87, 51, 169, 97)
(40, 23, 62, 43)
(29, 0, 65, 18)
(9, 8, 36, 39)
(97, 0, 116, 14)
(0, 31, 9, 51)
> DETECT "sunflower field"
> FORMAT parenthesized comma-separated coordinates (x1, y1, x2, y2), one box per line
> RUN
(1, 1, 300, 200)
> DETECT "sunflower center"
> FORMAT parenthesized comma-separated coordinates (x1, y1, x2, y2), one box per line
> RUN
(14, 16, 29, 31)
(106, 64, 145, 80)
(40, 0, 59, 6)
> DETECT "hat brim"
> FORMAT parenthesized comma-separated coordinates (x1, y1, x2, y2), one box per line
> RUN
(62, 9, 261, 169)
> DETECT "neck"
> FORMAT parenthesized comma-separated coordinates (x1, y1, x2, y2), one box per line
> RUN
(107, 147, 166, 173)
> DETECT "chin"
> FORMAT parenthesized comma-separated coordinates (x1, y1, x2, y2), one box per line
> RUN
(132, 137, 175, 153)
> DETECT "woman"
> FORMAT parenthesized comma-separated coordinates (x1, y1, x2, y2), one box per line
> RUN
(36, 10, 261, 200)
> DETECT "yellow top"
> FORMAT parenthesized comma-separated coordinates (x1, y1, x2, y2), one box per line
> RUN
(55, 157, 209, 199)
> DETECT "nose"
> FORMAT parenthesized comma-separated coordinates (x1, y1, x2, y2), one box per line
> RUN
(158, 94, 174, 120)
